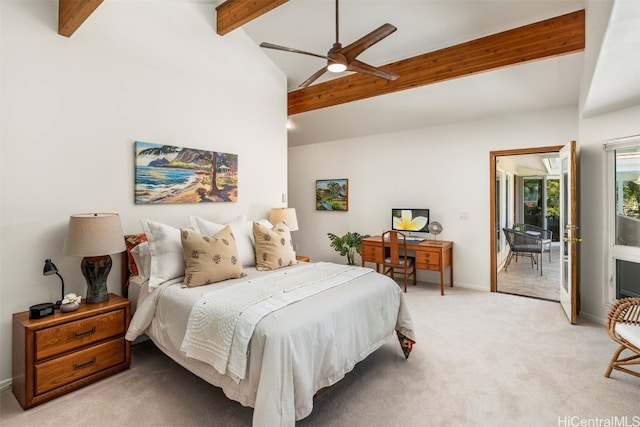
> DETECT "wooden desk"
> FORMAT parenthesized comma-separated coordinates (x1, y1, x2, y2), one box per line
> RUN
(361, 236, 453, 295)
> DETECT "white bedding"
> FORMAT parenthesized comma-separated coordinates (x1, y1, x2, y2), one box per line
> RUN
(126, 262, 415, 427)
(127, 275, 146, 315)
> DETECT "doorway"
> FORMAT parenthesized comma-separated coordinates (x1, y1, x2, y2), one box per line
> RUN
(490, 146, 563, 301)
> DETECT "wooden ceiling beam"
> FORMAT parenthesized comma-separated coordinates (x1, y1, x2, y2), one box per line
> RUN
(58, 0, 104, 37)
(216, 0, 288, 36)
(288, 9, 585, 116)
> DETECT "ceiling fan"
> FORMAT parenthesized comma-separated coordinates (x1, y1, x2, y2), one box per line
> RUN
(259, 0, 399, 88)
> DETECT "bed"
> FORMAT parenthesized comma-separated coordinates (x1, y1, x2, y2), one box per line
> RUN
(122, 215, 416, 426)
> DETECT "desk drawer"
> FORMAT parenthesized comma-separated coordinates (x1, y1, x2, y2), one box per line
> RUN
(415, 251, 441, 270)
(35, 310, 126, 361)
(362, 246, 384, 263)
(34, 338, 126, 395)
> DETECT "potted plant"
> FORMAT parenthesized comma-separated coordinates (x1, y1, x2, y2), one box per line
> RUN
(327, 231, 370, 265)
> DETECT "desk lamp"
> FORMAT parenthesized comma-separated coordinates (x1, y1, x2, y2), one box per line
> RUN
(43, 259, 65, 308)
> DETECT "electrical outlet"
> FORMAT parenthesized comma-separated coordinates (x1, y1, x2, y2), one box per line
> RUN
(458, 211, 469, 220)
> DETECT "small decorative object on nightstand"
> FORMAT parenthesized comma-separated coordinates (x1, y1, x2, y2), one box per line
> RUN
(12, 294, 130, 409)
(59, 293, 82, 312)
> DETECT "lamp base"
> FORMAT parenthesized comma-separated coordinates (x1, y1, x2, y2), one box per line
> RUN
(81, 255, 112, 304)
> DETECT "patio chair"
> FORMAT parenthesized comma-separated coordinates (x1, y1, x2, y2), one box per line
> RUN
(502, 227, 544, 275)
(605, 297, 640, 379)
(514, 223, 553, 261)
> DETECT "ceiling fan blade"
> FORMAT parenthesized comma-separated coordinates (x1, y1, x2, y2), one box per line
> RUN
(339, 23, 397, 63)
(299, 67, 329, 88)
(348, 59, 398, 81)
(259, 42, 329, 60)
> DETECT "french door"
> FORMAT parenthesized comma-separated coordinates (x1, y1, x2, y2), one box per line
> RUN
(559, 140, 580, 323)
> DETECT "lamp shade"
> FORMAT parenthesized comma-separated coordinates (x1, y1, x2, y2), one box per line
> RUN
(269, 208, 299, 231)
(63, 213, 126, 256)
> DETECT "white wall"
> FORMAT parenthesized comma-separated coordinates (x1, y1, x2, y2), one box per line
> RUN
(578, 105, 640, 323)
(0, 1, 287, 385)
(288, 0, 640, 330)
(288, 108, 578, 289)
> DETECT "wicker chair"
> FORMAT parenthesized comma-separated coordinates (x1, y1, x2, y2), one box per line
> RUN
(502, 227, 544, 275)
(380, 230, 416, 292)
(605, 297, 640, 379)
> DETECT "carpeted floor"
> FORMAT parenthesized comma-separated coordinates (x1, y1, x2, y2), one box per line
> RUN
(2, 285, 639, 426)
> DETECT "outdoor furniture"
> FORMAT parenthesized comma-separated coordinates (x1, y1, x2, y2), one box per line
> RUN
(502, 227, 544, 275)
(605, 297, 640, 379)
(515, 223, 553, 261)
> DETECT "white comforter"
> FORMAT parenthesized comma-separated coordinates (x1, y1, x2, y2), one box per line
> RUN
(126, 263, 415, 427)
(182, 263, 373, 383)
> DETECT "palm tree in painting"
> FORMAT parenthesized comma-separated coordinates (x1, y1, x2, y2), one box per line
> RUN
(327, 181, 341, 199)
(194, 149, 220, 194)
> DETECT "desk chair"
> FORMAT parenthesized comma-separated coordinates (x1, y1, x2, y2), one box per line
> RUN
(381, 230, 416, 292)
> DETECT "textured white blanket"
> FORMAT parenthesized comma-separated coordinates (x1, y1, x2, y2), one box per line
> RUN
(180, 262, 372, 382)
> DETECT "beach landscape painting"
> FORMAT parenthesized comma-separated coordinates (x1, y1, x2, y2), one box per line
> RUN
(135, 141, 238, 204)
(316, 179, 349, 211)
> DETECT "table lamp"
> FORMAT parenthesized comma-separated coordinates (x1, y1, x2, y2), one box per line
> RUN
(43, 259, 65, 308)
(269, 207, 299, 231)
(63, 213, 126, 304)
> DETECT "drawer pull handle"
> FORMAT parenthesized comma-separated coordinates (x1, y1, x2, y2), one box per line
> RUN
(73, 357, 96, 370)
(74, 327, 96, 338)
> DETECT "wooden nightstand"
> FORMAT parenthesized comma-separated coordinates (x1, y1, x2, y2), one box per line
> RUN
(296, 255, 310, 262)
(12, 293, 130, 409)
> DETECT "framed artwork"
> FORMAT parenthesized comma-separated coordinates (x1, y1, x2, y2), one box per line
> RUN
(135, 141, 238, 204)
(316, 179, 349, 211)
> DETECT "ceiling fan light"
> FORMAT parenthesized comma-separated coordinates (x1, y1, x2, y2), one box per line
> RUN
(327, 62, 347, 73)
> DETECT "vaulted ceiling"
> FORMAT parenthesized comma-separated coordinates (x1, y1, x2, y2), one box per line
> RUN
(226, 0, 588, 146)
(58, 0, 639, 147)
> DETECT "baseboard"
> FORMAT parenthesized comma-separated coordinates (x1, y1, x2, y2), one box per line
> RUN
(453, 283, 488, 291)
(578, 311, 607, 326)
(0, 377, 12, 391)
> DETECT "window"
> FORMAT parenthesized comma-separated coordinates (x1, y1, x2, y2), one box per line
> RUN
(614, 146, 640, 247)
(605, 136, 640, 302)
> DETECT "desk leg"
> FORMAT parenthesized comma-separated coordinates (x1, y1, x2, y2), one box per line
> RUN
(440, 269, 444, 295)
(450, 254, 454, 288)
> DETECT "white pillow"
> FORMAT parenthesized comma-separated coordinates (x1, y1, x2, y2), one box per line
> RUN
(189, 216, 225, 237)
(190, 215, 271, 267)
(131, 241, 151, 281)
(140, 219, 185, 290)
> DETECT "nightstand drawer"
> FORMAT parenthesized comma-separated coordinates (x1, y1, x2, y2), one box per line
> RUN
(34, 338, 126, 395)
(35, 309, 126, 360)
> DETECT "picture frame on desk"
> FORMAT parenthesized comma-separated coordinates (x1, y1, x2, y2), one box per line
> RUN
(316, 179, 348, 211)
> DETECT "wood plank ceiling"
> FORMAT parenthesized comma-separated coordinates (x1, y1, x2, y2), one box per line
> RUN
(57, 0, 585, 116)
